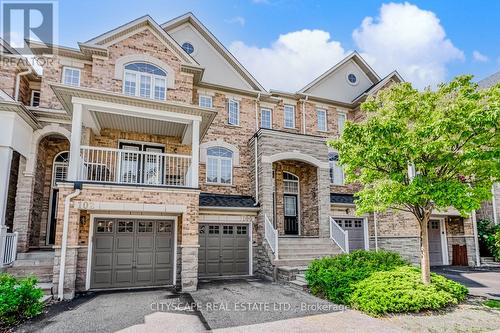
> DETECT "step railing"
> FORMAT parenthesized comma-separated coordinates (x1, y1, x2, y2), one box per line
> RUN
(79, 146, 192, 187)
(2, 232, 18, 266)
(264, 214, 279, 259)
(330, 217, 349, 253)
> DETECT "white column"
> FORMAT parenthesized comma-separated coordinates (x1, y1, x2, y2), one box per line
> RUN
(68, 103, 83, 181)
(190, 120, 200, 188)
(0, 146, 12, 265)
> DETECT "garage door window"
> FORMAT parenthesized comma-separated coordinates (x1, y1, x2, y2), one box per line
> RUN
(118, 221, 134, 233)
(223, 225, 233, 234)
(236, 226, 247, 234)
(138, 221, 153, 232)
(158, 221, 172, 233)
(209, 225, 219, 234)
(97, 220, 113, 233)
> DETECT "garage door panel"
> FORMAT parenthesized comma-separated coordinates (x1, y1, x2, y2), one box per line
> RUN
(114, 270, 133, 284)
(155, 268, 172, 284)
(93, 270, 112, 286)
(115, 236, 133, 251)
(115, 253, 133, 267)
(94, 253, 112, 268)
(136, 236, 154, 250)
(135, 269, 153, 284)
(156, 236, 172, 249)
(136, 252, 153, 266)
(156, 251, 171, 265)
(95, 236, 113, 250)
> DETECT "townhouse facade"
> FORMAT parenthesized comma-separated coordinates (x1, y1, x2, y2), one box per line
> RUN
(0, 13, 479, 299)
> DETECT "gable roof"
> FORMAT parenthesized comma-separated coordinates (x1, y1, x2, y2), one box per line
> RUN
(478, 71, 500, 89)
(298, 52, 380, 94)
(161, 12, 267, 93)
(0, 38, 18, 55)
(80, 15, 199, 67)
(352, 70, 404, 104)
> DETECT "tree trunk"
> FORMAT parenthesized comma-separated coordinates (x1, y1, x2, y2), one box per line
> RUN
(420, 215, 431, 284)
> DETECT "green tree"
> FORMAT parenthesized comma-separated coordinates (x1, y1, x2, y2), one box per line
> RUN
(329, 76, 499, 284)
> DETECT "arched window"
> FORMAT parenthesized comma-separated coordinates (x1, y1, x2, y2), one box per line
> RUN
(283, 172, 299, 194)
(206, 147, 233, 184)
(123, 62, 167, 100)
(329, 151, 344, 185)
(52, 151, 69, 186)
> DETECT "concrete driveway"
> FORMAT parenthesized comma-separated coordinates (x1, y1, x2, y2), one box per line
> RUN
(432, 266, 500, 300)
(16, 278, 404, 333)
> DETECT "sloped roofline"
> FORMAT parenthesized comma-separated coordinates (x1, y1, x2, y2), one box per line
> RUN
(298, 51, 381, 94)
(351, 70, 404, 104)
(161, 12, 267, 93)
(81, 15, 199, 66)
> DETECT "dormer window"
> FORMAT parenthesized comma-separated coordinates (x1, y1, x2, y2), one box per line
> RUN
(123, 62, 167, 100)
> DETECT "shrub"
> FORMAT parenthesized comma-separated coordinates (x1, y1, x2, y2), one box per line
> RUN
(0, 273, 44, 327)
(305, 250, 408, 304)
(349, 266, 468, 316)
(477, 220, 500, 259)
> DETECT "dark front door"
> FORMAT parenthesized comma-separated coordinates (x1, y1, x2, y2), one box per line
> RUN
(198, 224, 249, 277)
(48, 189, 59, 245)
(91, 218, 174, 289)
(428, 219, 443, 266)
(284, 194, 298, 235)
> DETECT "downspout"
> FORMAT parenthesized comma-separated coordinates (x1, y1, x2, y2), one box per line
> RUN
(57, 186, 81, 300)
(472, 210, 481, 267)
(374, 212, 379, 251)
(15, 69, 32, 101)
(492, 185, 498, 225)
(301, 95, 308, 134)
(255, 93, 261, 131)
(254, 94, 261, 206)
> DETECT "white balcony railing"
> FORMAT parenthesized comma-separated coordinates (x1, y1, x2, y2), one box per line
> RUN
(2, 232, 18, 266)
(330, 217, 349, 253)
(264, 214, 279, 259)
(79, 146, 192, 187)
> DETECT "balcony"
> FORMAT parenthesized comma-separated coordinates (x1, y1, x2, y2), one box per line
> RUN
(79, 146, 192, 187)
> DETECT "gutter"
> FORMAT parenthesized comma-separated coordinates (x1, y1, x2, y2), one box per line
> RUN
(57, 184, 81, 300)
(15, 69, 32, 101)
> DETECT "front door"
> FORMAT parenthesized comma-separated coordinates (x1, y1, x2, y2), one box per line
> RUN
(284, 194, 298, 235)
(428, 219, 443, 266)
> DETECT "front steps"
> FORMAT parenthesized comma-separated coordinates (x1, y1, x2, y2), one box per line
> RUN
(274, 237, 342, 268)
(480, 256, 500, 268)
(5, 251, 55, 284)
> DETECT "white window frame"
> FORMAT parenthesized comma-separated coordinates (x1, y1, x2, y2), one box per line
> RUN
(329, 151, 345, 185)
(260, 108, 272, 129)
(199, 94, 213, 108)
(122, 66, 167, 101)
(228, 99, 240, 126)
(30, 90, 41, 107)
(206, 148, 233, 185)
(317, 108, 327, 132)
(284, 104, 295, 129)
(62, 67, 81, 87)
(338, 112, 347, 134)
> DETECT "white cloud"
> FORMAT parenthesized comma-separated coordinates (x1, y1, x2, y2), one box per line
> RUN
(226, 16, 246, 27)
(472, 50, 489, 62)
(230, 29, 347, 91)
(353, 2, 464, 89)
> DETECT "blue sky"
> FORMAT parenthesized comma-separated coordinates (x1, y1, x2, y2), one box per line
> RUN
(52, 1, 500, 90)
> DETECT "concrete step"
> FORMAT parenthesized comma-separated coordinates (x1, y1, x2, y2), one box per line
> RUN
(278, 253, 337, 260)
(12, 259, 54, 267)
(6, 269, 53, 283)
(278, 238, 333, 245)
(278, 248, 341, 255)
(274, 258, 319, 267)
(295, 274, 307, 284)
(16, 251, 54, 260)
(288, 279, 308, 291)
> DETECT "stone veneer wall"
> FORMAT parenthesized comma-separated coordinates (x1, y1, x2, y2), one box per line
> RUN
(52, 185, 200, 298)
(5, 151, 20, 232)
(477, 184, 500, 224)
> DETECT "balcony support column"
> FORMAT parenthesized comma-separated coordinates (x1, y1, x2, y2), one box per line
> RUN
(190, 120, 200, 188)
(68, 103, 83, 181)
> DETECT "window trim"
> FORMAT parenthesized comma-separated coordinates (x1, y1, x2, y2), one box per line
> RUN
(260, 107, 272, 129)
(317, 108, 327, 132)
(337, 112, 347, 134)
(329, 151, 345, 185)
(228, 99, 240, 126)
(122, 63, 167, 101)
(284, 104, 296, 129)
(62, 67, 81, 87)
(206, 147, 233, 185)
(346, 73, 359, 86)
(198, 94, 213, 108)
(30, 90, 41, 107)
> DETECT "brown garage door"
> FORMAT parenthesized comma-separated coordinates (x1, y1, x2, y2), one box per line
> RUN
(91, 218, 174, 289)
(337, 218, 365, 251)
(198, 224, 249, 277)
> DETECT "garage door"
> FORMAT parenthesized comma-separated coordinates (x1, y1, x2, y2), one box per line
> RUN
(337, 218, 365, 251)
(91, 218, 174, 289)
(198, 224, 249, 277)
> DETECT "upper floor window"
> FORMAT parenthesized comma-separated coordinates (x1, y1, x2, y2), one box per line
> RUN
(284, 104, 295, 128)
(283, 172, 299, 194)
(53, 151, 69, 186)
(62, 67, 80, 86)
(30, 90, 40, 107)
(182, 42, 195, 55)
(261, 108, 272, 129)
(338, 112, 347, 134)
(206, 147, 233, 185)
(123, 62, 167, 100)
(317, 108, 327, 131)
(228, 99, 240, 126)
(199, 95, 213, 108)
(329, 151, 344, 185)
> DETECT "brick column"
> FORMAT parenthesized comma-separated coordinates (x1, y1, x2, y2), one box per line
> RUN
(317, 167, 331, 238)
(12, 156, 35, 252)
(180, 203, 199, 292)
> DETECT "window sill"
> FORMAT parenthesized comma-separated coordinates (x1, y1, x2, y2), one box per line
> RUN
(283, 126, 297, 130)
(206, 182, 235, 187)
(227, 123, 242, 128)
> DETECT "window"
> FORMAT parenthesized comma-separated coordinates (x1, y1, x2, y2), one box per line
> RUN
(62, 67, 80, 86)
(30, 90, 40, 107)
(283, 172, 299, 194)
(228, 99, 240, 125)
(347, 73, 358, 85)
(284, 104, 295, 128)
(138, 221, 153, 233)
(182, 42, 194, 54)
(158, 221, 172, 233)
(206, 147, 233, 184)
(199, 95, 213, 108)
(317, 108, 327, 131)
(209, 225, 219, 234)
(261, 108, 272, 129)
(96, 220, 113, 233)
(236, 226, 247, 234)
(118, 221, 134, 233)
(123, 62, 167, 100)
(329, 151, 344, 185)
(223, 225, 233, 234)
(52, 151, 69, 187)
(338, 112, 346, 134)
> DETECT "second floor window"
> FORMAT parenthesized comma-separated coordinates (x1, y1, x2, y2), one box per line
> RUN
(123, 62, 167, 100)
(338, 112, 347, 134)
(199, 95, 213, 108)
(329, 151, 344, 185)
(284, 104, 295, 128)
(62, 67, 80, 86)
(261, 108, 272, 129)
(206, 147, 233, 184)
(317, 109, 327, 131)
(30, 90, 40, 107)
(228, 99, 240, 125)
